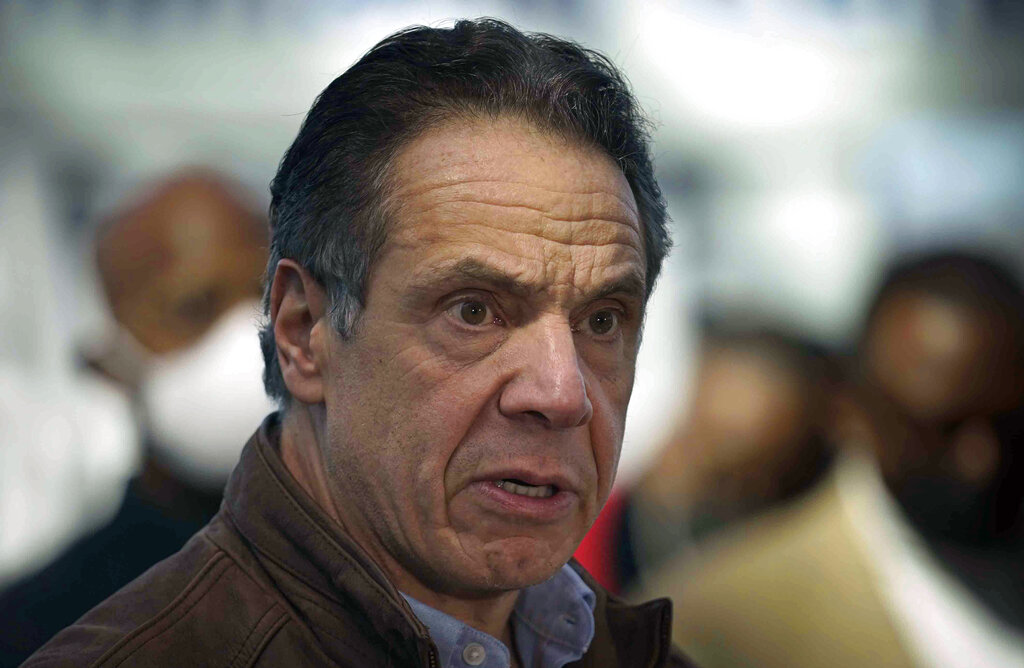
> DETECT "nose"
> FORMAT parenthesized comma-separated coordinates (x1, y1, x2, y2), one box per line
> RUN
(949, 418, 1002, 485)
(498, 318, 593, 429)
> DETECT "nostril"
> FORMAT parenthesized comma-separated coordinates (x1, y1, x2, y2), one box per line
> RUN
(525, 410, 548, 423)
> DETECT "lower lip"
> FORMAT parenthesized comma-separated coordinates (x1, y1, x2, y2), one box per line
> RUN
(470, 481, 577, 522)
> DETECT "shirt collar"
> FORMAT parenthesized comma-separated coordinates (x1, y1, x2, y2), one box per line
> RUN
(402, 564, 596, 668)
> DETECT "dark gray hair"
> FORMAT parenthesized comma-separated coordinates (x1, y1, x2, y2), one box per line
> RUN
(260, 18, 671, 404)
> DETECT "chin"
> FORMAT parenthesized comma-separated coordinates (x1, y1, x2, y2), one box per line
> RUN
(417, 536, 577, 596)
(476, 537, 571, 589)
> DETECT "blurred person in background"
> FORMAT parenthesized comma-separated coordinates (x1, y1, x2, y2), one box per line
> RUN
(0, 169, 275, 665)
(575, 324, 834, 594)
(654, 250, 1024, 668)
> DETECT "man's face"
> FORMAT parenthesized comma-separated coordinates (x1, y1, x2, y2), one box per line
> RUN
(860, 290, 1024, 540)
(97, 176, 267, 355)
(316, 117, 645, 595)
(687, 348, 810, 506)
(864, 292, 1023, 466)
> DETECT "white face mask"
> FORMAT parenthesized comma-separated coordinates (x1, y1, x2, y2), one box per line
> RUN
(140, 300, 278, 491)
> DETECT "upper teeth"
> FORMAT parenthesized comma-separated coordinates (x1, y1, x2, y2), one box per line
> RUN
(496, 479, 556, 498)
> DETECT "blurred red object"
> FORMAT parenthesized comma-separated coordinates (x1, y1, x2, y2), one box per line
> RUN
(573, 490, 626, 594)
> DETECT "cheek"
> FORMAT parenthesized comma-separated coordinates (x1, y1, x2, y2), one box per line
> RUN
(358, 342, 506, 483)
(588, 371, 634, 498)
(589, 403, 624, 499)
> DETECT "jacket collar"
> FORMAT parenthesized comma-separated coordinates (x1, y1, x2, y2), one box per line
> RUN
(222, 414, 433, 664)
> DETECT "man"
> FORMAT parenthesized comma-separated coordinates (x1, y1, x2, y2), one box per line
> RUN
(652, 251, 1024, 668)
(26, 19, 690, 668)
(1, 169, 274, 665)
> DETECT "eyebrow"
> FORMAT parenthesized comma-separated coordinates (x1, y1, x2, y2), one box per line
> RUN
(444, 258, 533, 298)
(588, 271, 647, 303)
(412, 257, 646, 303)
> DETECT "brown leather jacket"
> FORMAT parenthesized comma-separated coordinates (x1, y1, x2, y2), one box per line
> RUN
(25, 415, 694, 667)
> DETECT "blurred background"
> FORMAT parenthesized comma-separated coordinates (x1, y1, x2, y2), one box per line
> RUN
(2, 0, 1024, 665)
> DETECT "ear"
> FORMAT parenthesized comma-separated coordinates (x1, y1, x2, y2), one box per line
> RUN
(269, 259, 328, 404)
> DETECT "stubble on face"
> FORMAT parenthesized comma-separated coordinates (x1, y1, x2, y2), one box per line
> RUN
(314, 116, 646, 604)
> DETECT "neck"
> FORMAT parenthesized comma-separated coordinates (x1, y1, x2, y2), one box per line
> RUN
(279, 404, 522, 646)
(279, 405, 344, 527)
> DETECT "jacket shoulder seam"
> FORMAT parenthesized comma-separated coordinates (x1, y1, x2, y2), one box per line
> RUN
(226, 605, 289, 668)
(210, 513, 381, 667)
(89, 552, 233, 668)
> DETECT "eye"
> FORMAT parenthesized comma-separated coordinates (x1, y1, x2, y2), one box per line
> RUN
(446, 299, 501, 327)
(578, 308, 620, 338)
(460, 301, 489, 325)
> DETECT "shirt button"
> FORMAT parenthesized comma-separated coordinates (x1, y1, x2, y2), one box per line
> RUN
(463, 642, 486, 666)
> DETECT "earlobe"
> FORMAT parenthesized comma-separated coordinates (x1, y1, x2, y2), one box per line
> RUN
(270, 259, 328, 404)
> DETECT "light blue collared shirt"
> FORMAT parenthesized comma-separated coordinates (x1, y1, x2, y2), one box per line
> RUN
(403, 564, 596, 668)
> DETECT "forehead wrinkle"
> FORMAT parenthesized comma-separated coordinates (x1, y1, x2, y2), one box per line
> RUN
(395, 177, 639, 221)
(401, 244, 645, 310)
(436, 197, 636, 229)
(394, 228, 643, 282)
(396, 201, 641, 251)
(546, 245, 646, 304)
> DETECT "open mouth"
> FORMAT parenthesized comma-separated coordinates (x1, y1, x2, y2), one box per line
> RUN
(494, 479, 557, 499)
